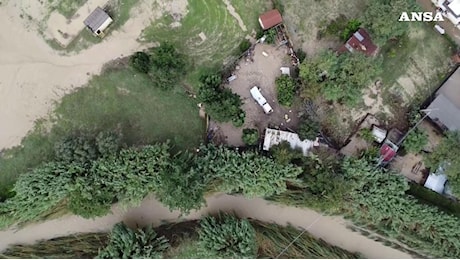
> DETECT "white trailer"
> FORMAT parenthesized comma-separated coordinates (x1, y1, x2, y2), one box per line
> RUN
(250, 86, 273, 114)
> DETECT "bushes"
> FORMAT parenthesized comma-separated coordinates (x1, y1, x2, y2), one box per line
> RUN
(297, 116, 320, 140)
(402, 129, 428, 154)
(238, 39, 251, 53)
(242, 128, 259, 146)
(197, 72, 245, 127)
(198, 214, 257, 258)
(275, 75, 297, 107)
(130, 51, 151, 73)
(264, 28, 277, 44)
(97, 222, 169, 259)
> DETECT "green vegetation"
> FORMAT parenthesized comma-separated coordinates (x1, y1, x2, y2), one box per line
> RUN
(321, 15, 361, 41)
(342, 158, 460, 258)
(254, 221, 361, 258)
(264, 28, 277, 44)
(141, 0, 256, 82)
(0, 142, 302, 228)
(425, 131, 460, 197)
(50, 0, 88, 18)
(242, 128, 259, 146)
(197, 72, 245, 127)
(407, 182, 460, 218)
(299, 50, 382, 106)
(149, 42, 188, 90)
(45, 0, 140, 53)
(358, 128, 375, 143)
(0, 66, 204, 201)
(98, 222, 169, 259)
(238, 39, 251, 53)
(361, 0, 417, 45)
(0, 232, 107, 259)
(198, 214, 257, 258)
(402, 129, 428, 154)
(2, 216, 359, 259)
(130, 51, 151, 73)
(297, 116, 320, 140)
(275, 75, 297, 107)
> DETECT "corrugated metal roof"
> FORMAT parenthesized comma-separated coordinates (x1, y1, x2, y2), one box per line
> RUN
(84, 7, 111, 32)
(258, 9, 283, 30)
(354, 31, 364, 42)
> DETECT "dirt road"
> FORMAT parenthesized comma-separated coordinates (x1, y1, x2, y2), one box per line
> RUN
(0, 194, 412, 259)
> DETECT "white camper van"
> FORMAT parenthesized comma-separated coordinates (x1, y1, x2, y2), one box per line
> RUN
(250, 86, 273, 114)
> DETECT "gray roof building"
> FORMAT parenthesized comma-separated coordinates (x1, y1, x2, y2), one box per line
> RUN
(427, 67, 460, 131)
(83, 7, 113, 35)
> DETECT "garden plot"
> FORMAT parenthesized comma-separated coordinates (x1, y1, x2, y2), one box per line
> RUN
(217, 44, 299, 147)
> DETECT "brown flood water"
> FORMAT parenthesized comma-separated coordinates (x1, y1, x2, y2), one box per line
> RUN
(0, 194, 412, 259)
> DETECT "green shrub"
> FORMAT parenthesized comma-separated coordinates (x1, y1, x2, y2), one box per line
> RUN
(341, 19, 361, 41)
(264, 28, 277, 44)
(129, 51, 151, 73)
(98, 222, 169, 259)
(275, 75, 297, 107)
(198, 214, 257, 258)
(403, 129, 428, 154)
(238, 39, 251, 53)
(297, 117, 320, 140)
(272, 0, 284, 14)
(242, 128, 259, 146)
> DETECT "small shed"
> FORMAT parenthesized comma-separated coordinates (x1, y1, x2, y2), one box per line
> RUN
(84, 7, 113, 36)
(338, 28, 378, 56)
(258, 9, 283, 30)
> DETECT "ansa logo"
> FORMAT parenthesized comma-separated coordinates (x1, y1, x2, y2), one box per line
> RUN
(398, 12, 444, 22)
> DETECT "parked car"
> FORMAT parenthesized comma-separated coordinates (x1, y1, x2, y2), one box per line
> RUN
(250, 86, 273, 114)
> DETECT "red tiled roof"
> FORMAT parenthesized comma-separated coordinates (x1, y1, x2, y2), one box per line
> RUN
(338, 28, 378, 56)
(259, 9, 283, 30)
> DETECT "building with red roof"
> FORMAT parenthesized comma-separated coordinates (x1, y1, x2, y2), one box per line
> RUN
(258, 9, 283, 30)
(338, 28, 378, 56)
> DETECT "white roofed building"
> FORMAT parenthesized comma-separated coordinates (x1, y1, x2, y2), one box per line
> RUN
(433, 0, 460, 28)
(262, 128, 319, 156)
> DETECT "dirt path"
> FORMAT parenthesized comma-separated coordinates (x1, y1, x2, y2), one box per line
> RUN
(0, 1, 156, 151)
(0, 194, 412, 259)
(222, 0, 247, 32)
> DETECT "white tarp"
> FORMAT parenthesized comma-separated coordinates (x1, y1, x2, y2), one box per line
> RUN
(424, 173, 448, 194)
(263, 128, 318, 156)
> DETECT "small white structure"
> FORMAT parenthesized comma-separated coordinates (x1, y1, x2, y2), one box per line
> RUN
(280, 67, 290, 76)
(372, 125, 387, 143)
(424, 173, 448, 194)
(227, 75, 237, 82)
(250, 86, 273, 114)
(435, 24, 446, 34)
(432, 0, 460, 29)
(84, 7, 113, 37)
(263, 128, 319, 156)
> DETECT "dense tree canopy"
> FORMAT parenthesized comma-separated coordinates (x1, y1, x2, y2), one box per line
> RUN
(299, 51, 381, 106)
(97, 222, 169, 259)
(275, 75, 297, 107)
(195, 145, 303, 197)
(197, 72, 245, 127)
(130, 51, 151, 74)
(361, 0, 417, 45)
(402, 129, 428, 154)
(424, 131, 460, 196)
(342, 158, 460, 258)
(242, 128, 259, 146)
(149, 42, 187, 90)
(198, 214, 257, 258)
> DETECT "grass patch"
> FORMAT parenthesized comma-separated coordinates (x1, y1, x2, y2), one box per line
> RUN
(141, 0, 262, 88)
(0, 67, 204, 200)
(49, 0, 89, 19)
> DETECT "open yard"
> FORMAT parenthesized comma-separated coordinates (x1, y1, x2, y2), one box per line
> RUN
(0, 66, 204, 200)
(141, 0, 269, 85)
(216, 44, 299, 146)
